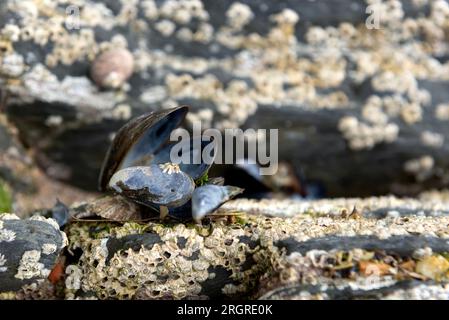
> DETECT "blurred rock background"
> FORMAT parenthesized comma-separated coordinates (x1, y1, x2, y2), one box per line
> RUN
(3, 0, 449, 300)
(1, 0, 449, 208)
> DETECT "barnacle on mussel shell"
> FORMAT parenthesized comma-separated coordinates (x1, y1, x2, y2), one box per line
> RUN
(151, 137, 216, 181)
(98, 106, 242, 222)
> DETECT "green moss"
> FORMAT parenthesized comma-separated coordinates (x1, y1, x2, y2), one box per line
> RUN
(0, 180, 12, 213)
(90, 223, 114, 239)
(439, 252, 449, 260)
(195, 172, 209, 186)
(235, 216, 248, 226)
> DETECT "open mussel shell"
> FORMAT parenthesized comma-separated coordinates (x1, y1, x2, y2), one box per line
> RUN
(108, 164, 195, 208)
(192, 185, 243, 222)
(151, 137, 216, 181)
(98, 106, 189, 191)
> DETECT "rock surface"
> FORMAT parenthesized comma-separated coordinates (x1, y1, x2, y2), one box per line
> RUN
(56, 193, 449, 300)
(0, 214, 67, 293)
(1, 0, 449, 196)
(2, 193, 449, 299)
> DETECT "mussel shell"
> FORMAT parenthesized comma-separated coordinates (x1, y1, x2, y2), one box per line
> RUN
(151, 137, 216, 181)
(192, 185, 243, 222)
(50, 199, 70, 228)
(108, 165, 195, 208)
(167, 202, 193, 221)
(98, 106, 188, 191)
(207, 177, 225, 186)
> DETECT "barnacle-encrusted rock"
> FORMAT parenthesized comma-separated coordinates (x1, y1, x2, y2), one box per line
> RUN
(3, 0, 449, 197)
(62, 193, 449, 300)
(0, 214, 67, 295)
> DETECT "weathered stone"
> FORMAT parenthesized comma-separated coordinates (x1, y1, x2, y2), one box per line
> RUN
(0, 214, 67, 293)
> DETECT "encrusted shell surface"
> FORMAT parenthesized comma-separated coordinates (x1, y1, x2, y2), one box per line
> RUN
(98, 106, 188, 191)
(108, 165, 195, 208)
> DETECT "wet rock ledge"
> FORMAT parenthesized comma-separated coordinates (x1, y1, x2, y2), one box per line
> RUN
(3, 194, 449, 300)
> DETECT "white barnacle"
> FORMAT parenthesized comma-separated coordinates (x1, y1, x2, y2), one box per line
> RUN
(1, 24, 21, 42)
(141, 0, 159, 20)
(226, 2, 254, 30)
(14, 250, 48, 280)
(0, 219, 16, 242)
(30, 215, 60, 231)
(176, 27, 193, 42)
(155, 20, 176, 37)
(404, 155, 434, 181)
(42, 243, 57, 255)
(435, 103, 449, 121)
(111, 104, 132, 120)
(0, 53, 26, 77)
(0, 213, 20, 220)
(0, 253, 7, 272)
(159, 162, 181, 175)
(0, 228, 16, 242)
(421, 131, 444, 148)
(270, 8, 300, 25)
(338, 115, 399, 150)
(45, 115, 63, 127)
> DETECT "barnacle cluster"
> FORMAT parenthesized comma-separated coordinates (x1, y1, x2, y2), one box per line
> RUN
(403, 155, 435, 182)
(2, 0, 449, 147)
(64, 218, 266, 299)
(0, 220, 16, 243)
(14, 250, 49, 280)
(338, 116, 399, 150)
(260, 248, 449, 300)
(63, 192, 449, 300)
